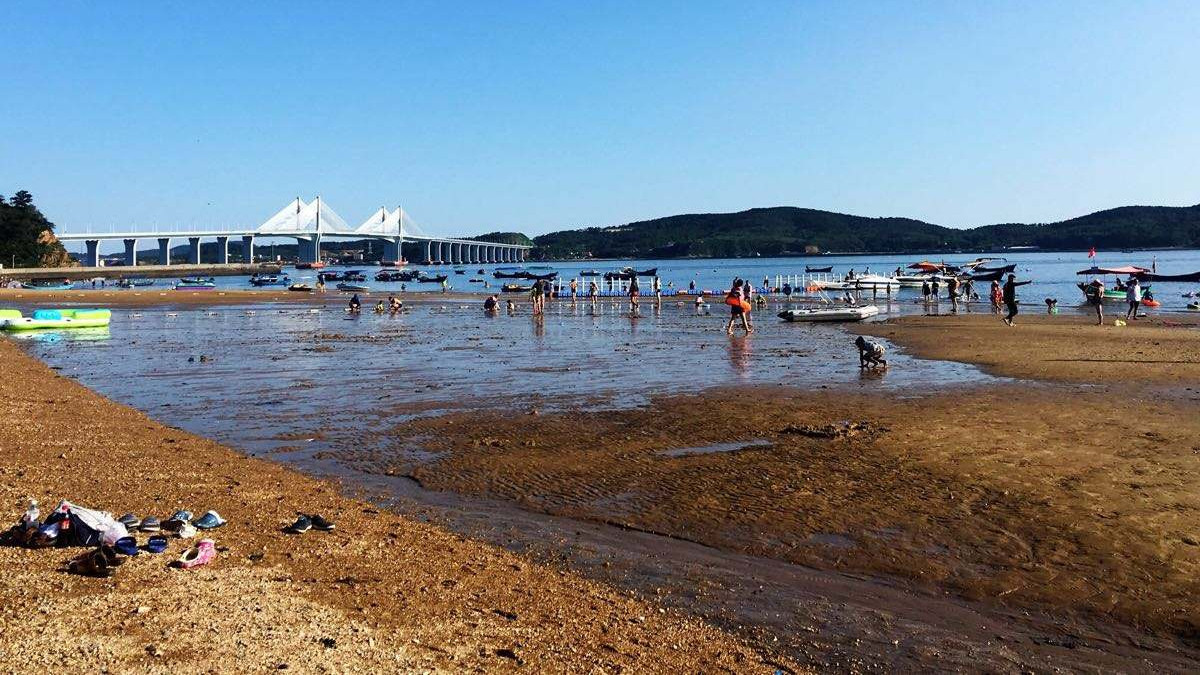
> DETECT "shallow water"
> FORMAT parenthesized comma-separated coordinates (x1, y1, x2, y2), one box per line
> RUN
(67, 249, 1200, 310)
(20, 299, 993, 458)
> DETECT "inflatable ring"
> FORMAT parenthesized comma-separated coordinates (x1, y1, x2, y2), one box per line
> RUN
(1142, 299, 1161, 307)
(724, 295, 741, 307)
(740, 300, 752, 312)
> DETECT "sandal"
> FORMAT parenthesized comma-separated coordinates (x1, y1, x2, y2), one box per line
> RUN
(175, 539, 216, 569)
(194, 511, 226, 530)
(113, 536, 140, 557)
(144, 535, 168, 554)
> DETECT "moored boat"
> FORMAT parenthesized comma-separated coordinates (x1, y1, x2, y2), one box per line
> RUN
(20, 279, 74, 290)
(174, 277, 216, 290)
(501, 284, 531, 293)
(336, 283, 370, 292)
(117, 277, 155, 288)
(295, 261, 326, 270)
(288, 283, 314, 292)
(805, 265, 833, 273)
(249, 273, 290, 287)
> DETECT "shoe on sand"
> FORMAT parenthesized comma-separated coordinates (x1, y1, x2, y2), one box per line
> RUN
(144, 535, 168, 554)
(113, 536, 140, 557)
(308, 514, 335, 532)
(176, 522, 197, 539)
(139, 517, 162, 533)
(285, 515, 311, 534)
(163, 510, 193, 531)
(175, 539, 216, 569)
(194, 511, 226, 530)
(117, 513, 141, 530)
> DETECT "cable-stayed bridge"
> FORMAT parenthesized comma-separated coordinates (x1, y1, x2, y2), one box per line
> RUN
(56, 197, 531, 267)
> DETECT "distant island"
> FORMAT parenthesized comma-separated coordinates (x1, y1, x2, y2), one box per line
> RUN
(530, 204, 1200, 260)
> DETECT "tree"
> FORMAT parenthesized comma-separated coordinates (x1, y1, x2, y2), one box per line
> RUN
(0, 190, 74, 268)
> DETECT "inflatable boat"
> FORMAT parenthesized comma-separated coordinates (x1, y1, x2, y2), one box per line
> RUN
(0, 308, 112, 331)
(777, 305, 880, 323)
(20, 280, 74, 291)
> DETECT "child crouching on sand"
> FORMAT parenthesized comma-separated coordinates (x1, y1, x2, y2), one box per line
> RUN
(854, 336, 887, 369)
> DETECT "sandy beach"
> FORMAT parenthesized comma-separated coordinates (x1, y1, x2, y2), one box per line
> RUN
(0, 338, 783, 673)
(4, 300, 1200, 671)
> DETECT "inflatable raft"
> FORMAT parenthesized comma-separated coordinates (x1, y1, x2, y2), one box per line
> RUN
(0, 308, 112, 331)
(777, 305, 880, 322)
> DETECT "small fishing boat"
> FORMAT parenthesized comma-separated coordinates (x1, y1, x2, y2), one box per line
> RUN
(295, 262, 326, 270)
(579, 269, 601, 277)
(336, 283, 370, 292)
(604, 267, 658, 281)
(777, 305, 880, 322)
(379, 260, 408, 268)
(501, 284, 531, 293)
(249, 274, 290, 287)
(1188, 302, 1200, 311)
(518, 271, 558, 281)
(805, 265, 833, 273)
(454, 268, 467, 275)
(341, 270, 367, 282)
(1138, 270, 1200, 283)
(417, 274, 448, 283)
(493, 267, 527, 279)
(117, 277, 155, 288)
(468, 278, 486, 283)
(20, 279, 74, 290)
(476, 269, 486, 275)
(174, 278, 216, 291)
(288, 283, 315, 292)
(1076, 265, 1151, 303)
(0, 308, 112, 331)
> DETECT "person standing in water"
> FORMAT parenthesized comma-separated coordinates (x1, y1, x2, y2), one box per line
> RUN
(588, 279, 598, 303)
(989, 280, 1002, 314)
(569, 278, 578, 303)
(725, 279, 751, 335)
(628, 274, 640, 314)
(1001, 273, 1032, 325)
(348, 294, 362, 313)
(946, 276, 961, 313)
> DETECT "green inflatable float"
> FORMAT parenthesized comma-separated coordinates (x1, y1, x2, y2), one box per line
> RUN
(0, 308, 112, 331)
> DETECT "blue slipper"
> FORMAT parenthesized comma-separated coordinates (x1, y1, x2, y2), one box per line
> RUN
(114, 536, 140, 556)
(167, 510, 193, 523)
(144, 535, 168, 553)
(194, 510, 226, 530)
(139, 516, 161, 533)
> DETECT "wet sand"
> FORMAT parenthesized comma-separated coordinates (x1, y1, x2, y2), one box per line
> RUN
(0, 339, 782, 673)
(855, 312, 1200, 383)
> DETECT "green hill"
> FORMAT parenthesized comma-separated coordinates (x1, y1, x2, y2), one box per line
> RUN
(532, 204, 1200, 259)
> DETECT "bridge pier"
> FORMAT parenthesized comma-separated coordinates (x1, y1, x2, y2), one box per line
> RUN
(383, 237, 401, 264)
(157, 238, 171, 265)
(296, 235, 322, 264)
(186, 237, 201, 264)
(84, 240, 100, 267)
(242, 235, 255, 263)
(216, 236, 230, 264)
(124, 238, 138, 267)
(423, 241, 432, 264)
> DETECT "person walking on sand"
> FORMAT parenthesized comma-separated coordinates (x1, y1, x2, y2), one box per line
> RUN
(628, 275, 640, 314)
(989, 280, 1002, 314)
(1001, 273, 1032, 325)
(1125, 275, 1141, 320)
(725, 279, 752, 335)
(588, 280, 598, 303)
(653, 276, 662, 300)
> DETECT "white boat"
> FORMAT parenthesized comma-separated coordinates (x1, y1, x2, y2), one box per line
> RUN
(777, 305, 880, 322)
(851, 274, 901, 289)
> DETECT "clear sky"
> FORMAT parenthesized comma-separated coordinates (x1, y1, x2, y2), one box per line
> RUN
(3, 1, 1198, 240)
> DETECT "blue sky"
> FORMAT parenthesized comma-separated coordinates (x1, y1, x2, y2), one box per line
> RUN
(2, 1, 1198, 241)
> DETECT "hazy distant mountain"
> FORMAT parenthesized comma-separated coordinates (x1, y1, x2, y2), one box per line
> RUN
(531, 204, 1200, 259)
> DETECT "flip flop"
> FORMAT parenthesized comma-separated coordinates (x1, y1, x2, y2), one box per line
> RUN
(308, 514, 335, 532)
(175, 538, 216, 569)
(117, 513, 142, 530)
(176, 522, 197, 539)
(163, 510, 193, 531)
(193, 511, 226, 530)
(113, 536, 140, 557)
(284, 514, 311, 534)
(144, 535, 168, 554)
(139, 516, 162, 533)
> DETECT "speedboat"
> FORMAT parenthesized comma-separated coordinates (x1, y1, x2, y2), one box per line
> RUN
(118, 277, 154, 288)
(777, 305, 880, 322)
(336, 283, 370, 292)
(417, 274, 448, 283)
(288, 283, 314, 292)
(851, 274, 901, 289)
(579, 269, 601, 277)
(805, 265, 833, 273)
(249, 274, 290, 287)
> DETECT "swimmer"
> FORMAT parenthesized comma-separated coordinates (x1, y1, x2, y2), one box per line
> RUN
(506, 299, 516, 315)
(373, 300, 385, 313)
(854, 336, 887, 369)
(348, 293, 362, 313)
(1045, 298, 1058, 314)
(388, 295, 403, 312)
(484, 294, 499, 313)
